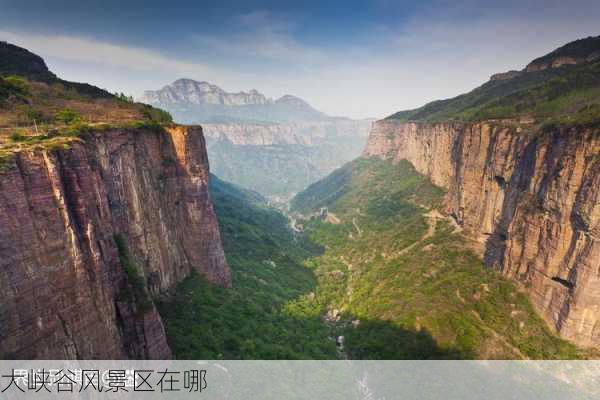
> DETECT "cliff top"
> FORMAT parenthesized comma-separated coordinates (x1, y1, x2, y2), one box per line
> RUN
(0, 42, 174, 159)
(387, 35, 600, 128)
(0, 42, 173, 127)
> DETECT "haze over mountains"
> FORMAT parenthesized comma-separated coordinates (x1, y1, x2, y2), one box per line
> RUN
(141, 79, 372, 200)
(140, 78, 331, 124)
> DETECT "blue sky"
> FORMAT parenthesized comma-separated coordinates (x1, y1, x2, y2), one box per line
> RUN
(1, 0, 599, 118)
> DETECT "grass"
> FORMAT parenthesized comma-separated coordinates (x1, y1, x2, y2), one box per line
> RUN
(0, 119, 174, 173)
(0, 64, 174, 171)
(114, 234, 153, 314)
(0, 74, 172, 129)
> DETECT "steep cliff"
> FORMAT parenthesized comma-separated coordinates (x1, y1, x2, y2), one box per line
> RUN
(202, 120, 372, 146)
(363, 119, 600, 348)
(0, 124, 230, 359)
(201, 120, 372, 199)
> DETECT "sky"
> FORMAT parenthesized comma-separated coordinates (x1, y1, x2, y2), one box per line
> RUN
(1, 0, 599, 119)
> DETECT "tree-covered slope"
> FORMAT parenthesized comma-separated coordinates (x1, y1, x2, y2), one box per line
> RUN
(156, 175, 337, 359)
(291, 158, 591, 359)
(159, 161, 595, 359)
(387, 36, 600, 127)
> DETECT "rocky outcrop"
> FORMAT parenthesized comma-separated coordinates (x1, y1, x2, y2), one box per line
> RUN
(0, 125, 230, 359)
(489, 70, 522, 81)
(363, 119, 600, 348)
(525, 35, 600, 72)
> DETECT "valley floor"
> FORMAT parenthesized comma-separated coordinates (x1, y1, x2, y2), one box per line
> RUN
(158, 159, 594, 359)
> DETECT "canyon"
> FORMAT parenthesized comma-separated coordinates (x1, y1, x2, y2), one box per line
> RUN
(1, 34, 600, 360)
(360, 36, 600, 348)
(203, 119, 372, 199)
(141, 79, 372, 199)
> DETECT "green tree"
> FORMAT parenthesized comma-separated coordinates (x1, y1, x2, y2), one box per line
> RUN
(55, 108, 82, 125)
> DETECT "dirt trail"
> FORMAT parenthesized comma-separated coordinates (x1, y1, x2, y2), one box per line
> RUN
(352, 217, 362, 237)
(391, 210, 443, 258)
(470, 310, 528, 359)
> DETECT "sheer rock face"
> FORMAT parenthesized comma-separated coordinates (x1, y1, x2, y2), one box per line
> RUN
(202, 120, 372, 146)
(0, 125, 230, 359)
(364, 120, 600, 348)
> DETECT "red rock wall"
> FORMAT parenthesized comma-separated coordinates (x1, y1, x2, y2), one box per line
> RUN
(364, 119, 600, 348)
(0, 125, 230, 359)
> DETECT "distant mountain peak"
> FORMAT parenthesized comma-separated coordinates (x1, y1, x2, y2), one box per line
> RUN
(140, 78, 269, 107)
(275, 94, 309, 105)
(140, 78, 331, 124)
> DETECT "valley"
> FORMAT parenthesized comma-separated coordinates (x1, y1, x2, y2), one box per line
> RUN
(157, 36, 600, 359)
(1, 35, 599, 360)
(158, 157, 594, 359)
(140, 78, 372, 200)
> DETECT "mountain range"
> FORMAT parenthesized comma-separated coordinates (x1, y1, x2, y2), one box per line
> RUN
(140, 79, 330, 124)
(141, 78, 372, 200)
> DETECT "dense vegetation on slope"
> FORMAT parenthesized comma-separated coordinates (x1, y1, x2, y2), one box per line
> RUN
(292, 158, 588, 359)
(156, 175, 337, 359)
(159, 160, 590, 359)
(387, 36, 600, 126)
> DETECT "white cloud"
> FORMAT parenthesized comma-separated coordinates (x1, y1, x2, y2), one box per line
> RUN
(0, 30, 212, 76)
(1, 5, 599, 120)
(193, 11, 327, 64)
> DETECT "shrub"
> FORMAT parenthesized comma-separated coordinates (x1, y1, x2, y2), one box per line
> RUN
(113, 234, 153, 314)
(4, 75, 29, 93)
(141, 105, 173, 124)
(55, 108, 82, 125)
(0, 75, 29, 99)
(9, 132, 27, 142)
